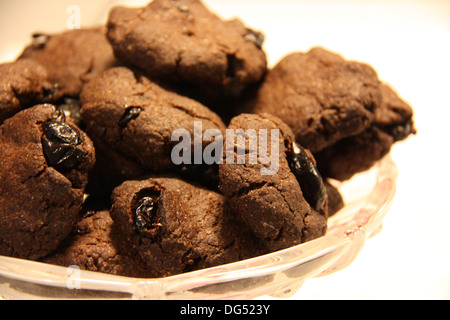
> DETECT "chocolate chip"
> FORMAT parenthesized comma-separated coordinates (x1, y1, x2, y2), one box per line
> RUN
(381, 120, 415, 142)
(134, 194, 162, 237)
(57, 98, 82, 127)
(49, 108, 66, 123)
(41, 118, 86, 169)
(119, 107, 142, 128)
(288, 143, 327, 212)
(244, 28, 265, 49)
(31, 33, 50, 49)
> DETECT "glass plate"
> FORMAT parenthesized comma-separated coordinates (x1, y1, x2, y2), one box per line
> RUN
(0, 154, 397, 300)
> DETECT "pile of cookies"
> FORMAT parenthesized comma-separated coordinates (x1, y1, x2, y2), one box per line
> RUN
(0, 0, 415, 278)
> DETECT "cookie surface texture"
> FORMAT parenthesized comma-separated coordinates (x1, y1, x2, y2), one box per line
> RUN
(219, 113, 328, 251)
(0, 59, 54, 124)
(246, 47, 381, 153)
(20, 27, 119, 100)
(107, 0, 267, 102)
(111, 176, 265, 277)
(80, 67, 226, 173)
(0, 104, 95, 259)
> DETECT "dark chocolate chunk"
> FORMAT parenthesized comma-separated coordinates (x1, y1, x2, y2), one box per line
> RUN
(288, 143, 327, 212)
(31, 33, 50, 49)
(42, 119, 86, 169)
(119, 107, 142, 128)
(244, 28, 265, 49)
(57, 97, 82, 126)
(134, 193, 162, 237)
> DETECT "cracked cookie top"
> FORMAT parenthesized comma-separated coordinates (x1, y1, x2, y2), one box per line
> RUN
(245, 47, 382, 153)
(0, 59, 55, 124)
(106, 0, 267, 103)
(314, 83, 416, 181)
(19, 27, 119, 100)
(80, 66, 226, 173)
(111, 176, 266, 277)
(219, 113, 328, 251)
(42, 210, 154, 278)
(0, 104, 95, 259)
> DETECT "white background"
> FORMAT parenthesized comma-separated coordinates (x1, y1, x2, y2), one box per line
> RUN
(1, 0, 449, 300)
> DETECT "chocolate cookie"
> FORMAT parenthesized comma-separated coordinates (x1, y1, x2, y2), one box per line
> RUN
(218, 113, 328, 251)
(245, 47, 381, 153)
(80, 66, 226, 182)
(314, 83, 416, 180)
(110, 176, 265, 277)
(42, 209, 153, 278)
(0, 59, 54, 124)
(19, 27, 119, 100)
(0, 104, 95, 260)
(106, 0, 267, 103)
